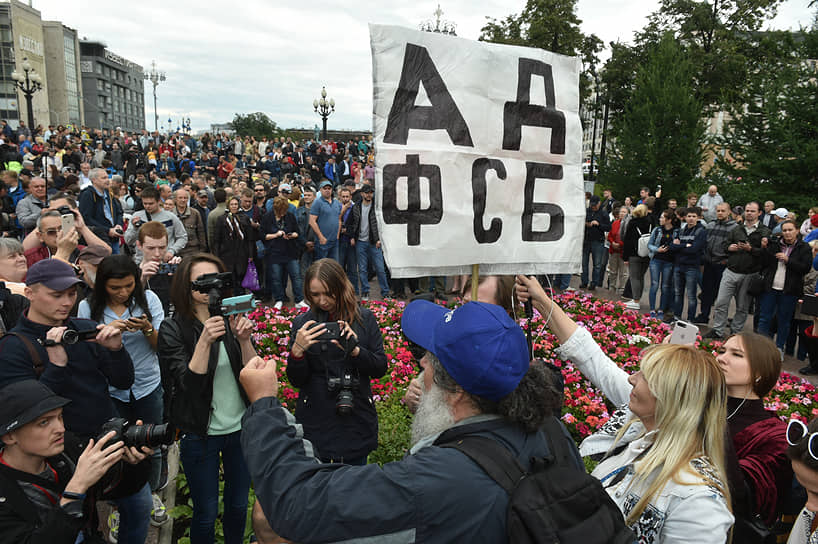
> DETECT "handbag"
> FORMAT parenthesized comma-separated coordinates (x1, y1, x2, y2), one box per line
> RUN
(747, 273, 766, 297)
(241, 258, 260, 291)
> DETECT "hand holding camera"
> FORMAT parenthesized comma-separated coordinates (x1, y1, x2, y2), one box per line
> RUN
(64, 430, 126, 496)
(198, 315, 227, 345)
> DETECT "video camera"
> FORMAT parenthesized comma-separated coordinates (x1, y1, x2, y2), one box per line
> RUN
(191, 272, 256, 317)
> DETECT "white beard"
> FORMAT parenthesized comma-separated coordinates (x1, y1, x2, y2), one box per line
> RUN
(410, 381, 456, 446)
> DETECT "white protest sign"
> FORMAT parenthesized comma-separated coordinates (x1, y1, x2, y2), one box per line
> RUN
(370, 24, 584, 278)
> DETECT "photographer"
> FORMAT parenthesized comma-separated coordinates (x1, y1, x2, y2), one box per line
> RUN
(0, 380, 152, 544)
(156, 253, 258, 544)
(287, 258, 387, 464)
(123, 186, 187, 264)
(135, 221, 181, 316)
(0, 258, 155, 544)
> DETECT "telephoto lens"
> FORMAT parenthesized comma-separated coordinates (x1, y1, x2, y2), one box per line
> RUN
(122, 423, 176, 449)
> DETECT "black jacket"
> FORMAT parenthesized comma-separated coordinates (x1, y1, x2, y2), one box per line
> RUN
(724, 222, 772, 274)
(0, 281, 29, 331)
(212, 212, 252, 281)
(286, 307, 387, 460)
(156, 314, 249, 436)
(622, 216, 654, 261)
(760, 237, 812, 296)
(260, 211, 299, 262)
(0, 314, 134, 439)
(0, 432, 149, 544)
(583, 207, 611, 243)
(345, 199, 380, 244)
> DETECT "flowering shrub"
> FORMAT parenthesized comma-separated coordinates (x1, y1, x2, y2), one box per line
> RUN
(249, 291, 818, 458)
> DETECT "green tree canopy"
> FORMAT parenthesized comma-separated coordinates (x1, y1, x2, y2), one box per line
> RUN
(604, 34, 706, 199)
(231, 112, 280, 139)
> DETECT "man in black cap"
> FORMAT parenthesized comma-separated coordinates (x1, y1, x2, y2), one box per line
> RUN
(581, 194, 611, 291)
(0, 380, 150, 543)
(0, 258, 133, 438)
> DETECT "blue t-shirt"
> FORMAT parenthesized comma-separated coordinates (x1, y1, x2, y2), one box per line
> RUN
(310, 196, 342, 242)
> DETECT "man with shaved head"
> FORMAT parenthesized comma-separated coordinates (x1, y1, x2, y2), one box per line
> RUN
(696, 184, 723, 223)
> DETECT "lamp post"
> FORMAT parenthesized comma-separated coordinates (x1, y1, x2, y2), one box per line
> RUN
(11, 57, 43, 132)
(143, 60, 166, 133)
(419, 4, 457, 35)
(313, 87, 335, 141)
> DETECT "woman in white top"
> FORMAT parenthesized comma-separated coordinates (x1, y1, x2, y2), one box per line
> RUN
(516, 275, 734, 543)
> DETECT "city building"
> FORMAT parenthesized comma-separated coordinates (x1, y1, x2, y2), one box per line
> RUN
(79, 39, 144, 132)
(0, 0, 49, 131)
(42, 21, 83, 127)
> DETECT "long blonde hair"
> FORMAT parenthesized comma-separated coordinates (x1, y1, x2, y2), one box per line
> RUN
(615, 344, 731, 525)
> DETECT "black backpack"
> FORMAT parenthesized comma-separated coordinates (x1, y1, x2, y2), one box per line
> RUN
(437, 417, 635, 544)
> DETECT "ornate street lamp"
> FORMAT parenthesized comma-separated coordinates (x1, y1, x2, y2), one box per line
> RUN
(419, 4, 457, 35)
(313, 87, 335, 141)
(11, 57, 43, 131)
(143, 60, 166, 132)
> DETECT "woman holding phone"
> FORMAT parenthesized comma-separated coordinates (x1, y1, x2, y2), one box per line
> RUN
(77, 254, 168, 524)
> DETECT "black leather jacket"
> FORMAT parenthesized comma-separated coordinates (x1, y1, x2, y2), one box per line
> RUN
(157, 314, 249, 436)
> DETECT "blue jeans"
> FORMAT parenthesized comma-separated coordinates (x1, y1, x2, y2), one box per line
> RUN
(581, 240, 605, 286)
(674, 265, 699, 320)
(758, 290, 798, 349)
(112, 385, 164, 491)
(267, 258, 303, 303)
(356, 240, 390, 296)
(179, 431, 251, 544)
(314, 239, 339, 262)
(551, 274, 571, 290)
(113, 482, 152, 544)
(649, 259, 674, 312)
(339, 239, 359, 294)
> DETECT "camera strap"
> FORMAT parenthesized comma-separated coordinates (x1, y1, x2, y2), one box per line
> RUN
(5, 332, 45, 378)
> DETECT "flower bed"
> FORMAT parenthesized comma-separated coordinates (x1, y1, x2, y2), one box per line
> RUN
(249, 291, 818, 455)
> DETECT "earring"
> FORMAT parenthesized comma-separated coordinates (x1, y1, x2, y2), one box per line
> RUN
(755, 377, 761, 383)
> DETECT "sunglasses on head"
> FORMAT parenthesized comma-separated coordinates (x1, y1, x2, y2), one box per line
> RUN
(787, 419, 818, 460)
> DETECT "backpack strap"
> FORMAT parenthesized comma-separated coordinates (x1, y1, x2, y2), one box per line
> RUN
(439, 435, 526, 494)
(3, 332, 45, 378)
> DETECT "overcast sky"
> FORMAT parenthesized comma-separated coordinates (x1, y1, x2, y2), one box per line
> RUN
(33, 0, 815, 133)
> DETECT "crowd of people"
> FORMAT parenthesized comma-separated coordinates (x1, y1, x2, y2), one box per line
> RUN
(1, 121, 818, 544)
(577, 186, 818, 374)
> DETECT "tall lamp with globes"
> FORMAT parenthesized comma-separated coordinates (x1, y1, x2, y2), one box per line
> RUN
(313, 87, 335, 141)
(11, 57, 43, 131)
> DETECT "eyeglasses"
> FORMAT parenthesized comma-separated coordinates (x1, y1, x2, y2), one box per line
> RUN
(42, 227, 63, 236)
(787, 419, 818, 460)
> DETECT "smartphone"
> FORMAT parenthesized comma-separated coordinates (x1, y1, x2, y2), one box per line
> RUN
(669, 320, 699, 345)
(320, 322, 342, 341)
(61, 213, 74, 233)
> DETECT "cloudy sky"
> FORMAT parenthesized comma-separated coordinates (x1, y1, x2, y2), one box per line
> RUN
(33, 0, 814, 133)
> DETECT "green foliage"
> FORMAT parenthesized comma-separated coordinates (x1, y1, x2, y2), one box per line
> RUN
(604, 34, 706, 199)
(231, 112, 281, 139)
(369, 391, 413, 466)
(715, 28, 818, 216)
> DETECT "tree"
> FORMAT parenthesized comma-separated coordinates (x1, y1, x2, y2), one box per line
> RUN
(231, 112, 280, 139)
(604, 34, 706, 199)
(480, 0, 602, 102)
(715, 26, 818, 213)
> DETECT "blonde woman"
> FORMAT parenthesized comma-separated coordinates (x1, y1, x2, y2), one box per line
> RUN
(517, 275, 733, 543)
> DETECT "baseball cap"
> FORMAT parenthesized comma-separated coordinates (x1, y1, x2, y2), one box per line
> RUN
(361, 184, 374, 193)
(401, 301, 529, 402)
(319, 180, 332, 188)
(0, 380, 70, 435)
(589, 195, 601, 205)
(774, 208, 789, 219)
(25, 258, 83, 290)
(197, 189, 208, 197)
(279, 183, 292, 193)
(78, 245, 109, 266)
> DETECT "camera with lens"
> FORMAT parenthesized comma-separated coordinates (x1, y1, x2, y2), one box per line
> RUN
(62, 327, 99, 344)
(327, 370, 360, 416)
(97, 417, 176, 449)
(192, 272, 234, 317)
(158, 262, 178, 275)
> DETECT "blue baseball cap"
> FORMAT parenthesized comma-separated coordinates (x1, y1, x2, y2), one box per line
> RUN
(401, 301, 529, 402)
(25, 258, 83, 291)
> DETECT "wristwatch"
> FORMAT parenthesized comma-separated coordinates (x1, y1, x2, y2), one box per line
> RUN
(142, 327, 155, 337)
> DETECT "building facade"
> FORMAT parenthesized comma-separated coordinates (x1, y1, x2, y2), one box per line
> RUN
(42, 21, 83, 127)
(0, 0, 50, 132)
(79, 40, 144, 132)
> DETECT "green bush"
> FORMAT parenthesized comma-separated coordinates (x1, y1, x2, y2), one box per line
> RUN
(369, 390, 413, 465)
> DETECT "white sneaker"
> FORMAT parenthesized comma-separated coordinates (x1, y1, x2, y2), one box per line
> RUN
(273, 301, 283, 310)
(294, 301, 309, 310)
(150, 493, 169, 526)
(624, 300, 641, 311)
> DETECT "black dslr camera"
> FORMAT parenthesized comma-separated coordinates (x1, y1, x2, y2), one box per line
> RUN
(327, 370, 360, 416)
(98, 417, 176, 449)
